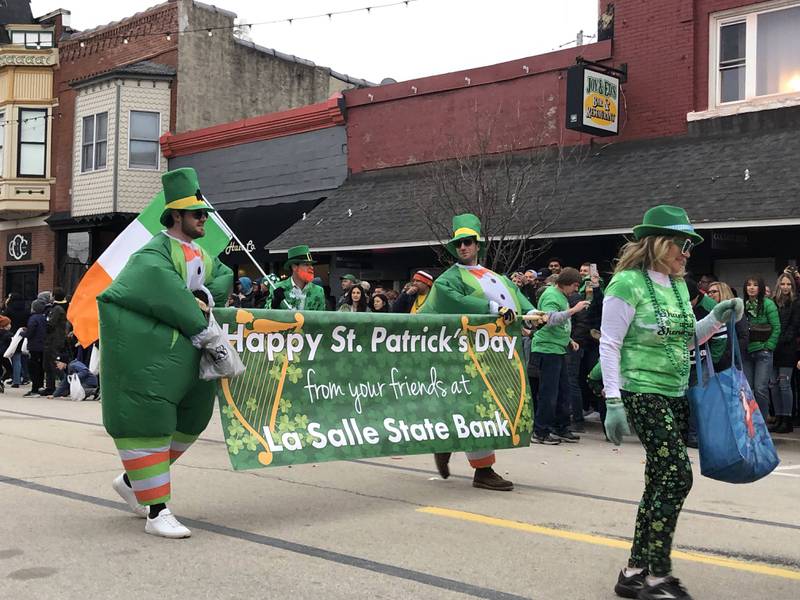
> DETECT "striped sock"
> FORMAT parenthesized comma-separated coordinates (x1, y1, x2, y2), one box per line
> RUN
(170, 431, 199, 464)
(115, 436, 172, 506)
(466, 450, 496, 469)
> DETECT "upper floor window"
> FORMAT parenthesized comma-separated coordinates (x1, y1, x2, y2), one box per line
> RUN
(11, 30, 54, 49)
(81, 112, 108, 173)
(714, 2, 800, 105)
(18, 108, 47, 177)
(0, 112, 4, 178)
(129, 110, 160, 169)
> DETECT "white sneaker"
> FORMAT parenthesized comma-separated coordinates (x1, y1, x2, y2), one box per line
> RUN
(584, 410, 601, 422)
(145, 508, 191, 539)
(111, 473, 148, 518)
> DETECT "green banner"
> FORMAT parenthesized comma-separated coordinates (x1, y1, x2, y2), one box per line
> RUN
(214, 308, 532, 470)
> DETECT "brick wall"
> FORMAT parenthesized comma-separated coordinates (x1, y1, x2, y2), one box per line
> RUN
(346, 0, 777, 174)
(1, 225, 56, 297)
(52, 1, 178, 215)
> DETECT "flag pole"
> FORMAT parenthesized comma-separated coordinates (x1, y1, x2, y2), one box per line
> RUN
(204, 199, 290, 308)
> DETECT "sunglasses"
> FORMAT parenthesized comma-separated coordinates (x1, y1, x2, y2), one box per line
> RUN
(455, 237, 476, 248)
(189, 209, 209, 220)
(675, 238, 694, 255)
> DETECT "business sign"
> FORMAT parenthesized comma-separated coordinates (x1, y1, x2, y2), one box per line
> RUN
(566, 65, 620, 136)
(214, 308, 532, 469)
(7, 232, 32, 262)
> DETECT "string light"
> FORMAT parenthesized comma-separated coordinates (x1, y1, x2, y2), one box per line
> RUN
(72, 0, 419, 44)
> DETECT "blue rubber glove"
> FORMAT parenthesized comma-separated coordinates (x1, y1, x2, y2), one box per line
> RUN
(604, 398, 631, 446)
(712, 298, 744, 323)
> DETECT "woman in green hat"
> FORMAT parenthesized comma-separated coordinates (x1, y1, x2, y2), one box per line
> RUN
(600, 205, 743, 600)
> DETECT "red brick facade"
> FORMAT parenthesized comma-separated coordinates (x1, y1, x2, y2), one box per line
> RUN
(344, 0, 772, 174)
(1, 226, 56, 298)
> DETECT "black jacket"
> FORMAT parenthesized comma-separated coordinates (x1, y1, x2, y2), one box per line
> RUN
(773, 299, 800, 367)
(4, 298, 29, 332)
(568, 292, 593, 345)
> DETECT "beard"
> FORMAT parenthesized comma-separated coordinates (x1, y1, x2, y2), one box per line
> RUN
(181, 217, 204, 240)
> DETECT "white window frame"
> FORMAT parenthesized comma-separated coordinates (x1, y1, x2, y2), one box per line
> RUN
(80, 112, 108, 174)
(710, 0, 800, 108)
(17, 108, 47, 178)
(0, 111, 4, 178)
(127, 110, 161, 171)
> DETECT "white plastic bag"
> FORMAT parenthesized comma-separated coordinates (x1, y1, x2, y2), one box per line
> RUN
(21, 338, 29, 356)
(199, 313, 245, 381)
(3, 328, 23, 359)
(68, 373, 86, 402)
(88, 345, 100, 375)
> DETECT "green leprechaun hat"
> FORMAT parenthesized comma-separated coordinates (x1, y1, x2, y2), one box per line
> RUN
(446, 213, 486, 258)
(284, 244, 316, 270)
(632, 205, 704, 244)
(159, 167, 216, 226)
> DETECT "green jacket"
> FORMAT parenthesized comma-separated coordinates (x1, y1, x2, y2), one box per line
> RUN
(531, 285, 571, 355)
(418, 264, 534, 315)
(698, 294, 727, 363)
(98, 233, 232, 437)
(746, 297, 781, 353)
(267, 277, 326, 311)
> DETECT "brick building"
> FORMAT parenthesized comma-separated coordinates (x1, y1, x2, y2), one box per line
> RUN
(271, 0, 800, 295)
(23, 0, 369, 298)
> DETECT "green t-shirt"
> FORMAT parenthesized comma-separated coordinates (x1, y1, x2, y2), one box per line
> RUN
(532, 285, 571, 355)
(605, 270, 695, 397)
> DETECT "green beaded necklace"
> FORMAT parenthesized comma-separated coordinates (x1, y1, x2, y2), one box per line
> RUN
(643, 272, 694, 380)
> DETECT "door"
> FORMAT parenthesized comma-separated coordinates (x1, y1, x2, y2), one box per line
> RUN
(4, 266, 39, 311)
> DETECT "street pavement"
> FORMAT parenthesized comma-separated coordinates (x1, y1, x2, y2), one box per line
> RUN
(0, 386, 798, 600)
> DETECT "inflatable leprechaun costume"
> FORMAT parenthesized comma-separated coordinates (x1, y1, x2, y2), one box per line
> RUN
(419, 213, 535, 491)
(99, 168, 232, 538)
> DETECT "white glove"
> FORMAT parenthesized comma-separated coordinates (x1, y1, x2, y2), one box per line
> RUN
(488, 300, 500, 314)
(191, 325, 217, 350)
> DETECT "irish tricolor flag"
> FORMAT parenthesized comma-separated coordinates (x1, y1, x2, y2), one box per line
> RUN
(68, 192, 231, 347)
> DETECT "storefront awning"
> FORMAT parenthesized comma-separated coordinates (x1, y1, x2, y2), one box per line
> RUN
(269, 108, 800, 254)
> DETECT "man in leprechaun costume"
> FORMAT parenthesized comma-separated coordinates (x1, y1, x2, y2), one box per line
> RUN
(419, 213, 535, 491)
(99, 167, 233, 538)
(268, 245, 327, 311)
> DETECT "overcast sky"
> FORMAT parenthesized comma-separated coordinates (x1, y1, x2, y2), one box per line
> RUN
(31, 0, 598, 82)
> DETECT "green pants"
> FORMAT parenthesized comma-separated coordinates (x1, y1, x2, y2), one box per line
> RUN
(622, 391, 693, 577)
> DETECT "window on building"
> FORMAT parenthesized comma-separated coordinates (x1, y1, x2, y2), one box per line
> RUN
(81, 112, 108, 173)
(10, 30, 54, 48)
(0, 111, 4, 178)
(715, 2, 800, 104)
(18, 108, 47, 177)
(129, 111, 160, 169)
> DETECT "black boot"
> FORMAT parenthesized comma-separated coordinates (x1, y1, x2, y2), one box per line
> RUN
(775, 416, 794, 434)
(472, 467, 514, 491)
(434, 452, 451, 479)
(768, 416, 784, 433)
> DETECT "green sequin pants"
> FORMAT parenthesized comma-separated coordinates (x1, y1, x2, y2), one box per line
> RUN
(622, 391, 693, 577)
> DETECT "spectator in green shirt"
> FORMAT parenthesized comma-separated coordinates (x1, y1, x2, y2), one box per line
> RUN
(741, 276, 781, 417)
(531, 267, 590, 444)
